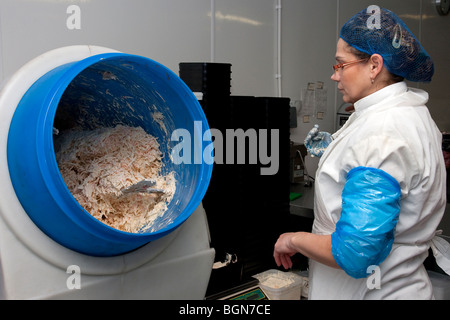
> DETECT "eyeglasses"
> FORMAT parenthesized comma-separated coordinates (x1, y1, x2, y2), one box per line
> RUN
(333, 59, 368, 73)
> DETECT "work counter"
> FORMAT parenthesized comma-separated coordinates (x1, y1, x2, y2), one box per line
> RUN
(289, 183, 315, 219)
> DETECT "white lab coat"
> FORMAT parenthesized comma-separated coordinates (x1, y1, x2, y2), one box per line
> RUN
(309, 82, 448, 299)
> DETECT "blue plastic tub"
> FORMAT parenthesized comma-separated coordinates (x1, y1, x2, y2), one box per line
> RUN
(7, 53, 213, 257)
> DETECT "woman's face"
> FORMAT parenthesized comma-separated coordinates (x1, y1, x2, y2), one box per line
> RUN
(331, 39, 373, 104)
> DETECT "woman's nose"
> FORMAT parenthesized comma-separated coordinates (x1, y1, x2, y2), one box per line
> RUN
(331, 71, 339, 82)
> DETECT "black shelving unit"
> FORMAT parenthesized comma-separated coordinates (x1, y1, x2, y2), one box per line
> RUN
(179, 63, 291, 297)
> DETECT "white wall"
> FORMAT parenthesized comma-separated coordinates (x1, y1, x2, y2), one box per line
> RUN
(419, 1, 450, 132)
(214, 0, 276, 96)
(280, 0, 337, 160)
(284, 0, 450, 138)
(0, 0, 277, 97)
(1, 1, 448, 132)
(0, 0, 213, 80)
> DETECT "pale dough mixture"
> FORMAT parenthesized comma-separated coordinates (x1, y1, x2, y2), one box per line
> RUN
(55, 125, 176, 233)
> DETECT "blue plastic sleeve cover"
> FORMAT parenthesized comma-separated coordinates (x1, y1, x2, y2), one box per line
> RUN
(331, 167, 401, 279)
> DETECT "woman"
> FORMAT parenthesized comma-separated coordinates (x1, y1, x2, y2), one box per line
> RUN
(274, 7, 448, 299)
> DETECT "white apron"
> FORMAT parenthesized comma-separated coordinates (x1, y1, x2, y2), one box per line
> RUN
(309, 82, 449, 299)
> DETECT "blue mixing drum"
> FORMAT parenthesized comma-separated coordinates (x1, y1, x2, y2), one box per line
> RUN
(7, 53, 213, 257)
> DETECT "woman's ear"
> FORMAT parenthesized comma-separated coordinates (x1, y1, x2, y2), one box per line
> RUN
(369, 54, 384, 78)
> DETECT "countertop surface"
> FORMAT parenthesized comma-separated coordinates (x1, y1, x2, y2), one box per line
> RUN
(289, 182, 314, 219)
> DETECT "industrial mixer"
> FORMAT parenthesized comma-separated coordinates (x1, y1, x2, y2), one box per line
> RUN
(0, 45, 214, 299)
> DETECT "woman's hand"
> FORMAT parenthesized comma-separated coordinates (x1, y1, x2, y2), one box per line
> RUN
(273, 233, 299, 270)
(304, 125, 332, 157)
(274, 232, 340, 270)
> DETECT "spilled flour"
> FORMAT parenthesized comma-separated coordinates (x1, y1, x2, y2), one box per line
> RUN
(55, 125, 176, 233)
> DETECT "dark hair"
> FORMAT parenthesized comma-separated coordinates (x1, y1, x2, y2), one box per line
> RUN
(347, 44, 405, 84)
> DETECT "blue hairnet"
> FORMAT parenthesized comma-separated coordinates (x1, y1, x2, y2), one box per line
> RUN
(340, 6, 434, 82)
